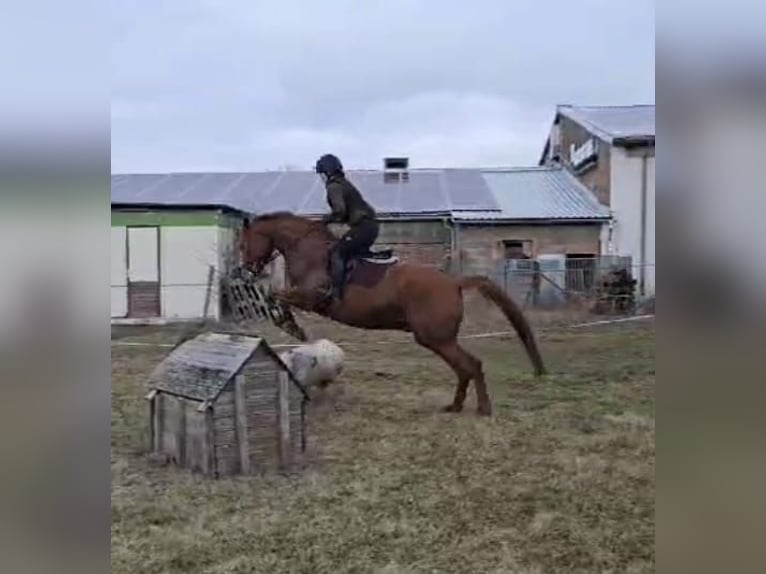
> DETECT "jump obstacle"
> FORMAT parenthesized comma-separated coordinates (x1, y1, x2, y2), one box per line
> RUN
(221, 269, 307, 341)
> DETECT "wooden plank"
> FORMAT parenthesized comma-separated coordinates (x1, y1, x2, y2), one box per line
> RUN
(214, 429, 238, 446)
(166, 338, 258, 372)
(177, 397, 187, 465)
(207, 407, 217, 477)
(215, 446, 240, 476)
(278, 371, 291, 469)
(216, 389, 235, 405)
(162, 395, 183, 463)
(213, 403, 236, 419)
(185, 404, 206, 473)
(234, 374, 251, 474)
(202, 264, 215, 319)
(200, 403, 212, 476)
(152, 393, 162, 452)
(149, 393, 157, 452)
(128, 281, 160, 318)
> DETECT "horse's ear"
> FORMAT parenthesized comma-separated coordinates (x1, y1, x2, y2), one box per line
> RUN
(242, 216, 250, 230)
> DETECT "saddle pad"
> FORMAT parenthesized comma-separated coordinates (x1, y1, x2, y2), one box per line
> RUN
(346, 258, 397, 288)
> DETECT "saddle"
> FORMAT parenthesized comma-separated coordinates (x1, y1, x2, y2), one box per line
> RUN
(342, 248, 399, 289)
(356, 248, 398, 265)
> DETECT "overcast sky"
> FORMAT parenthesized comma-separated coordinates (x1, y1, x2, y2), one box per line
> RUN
(111, 0, 655, 173)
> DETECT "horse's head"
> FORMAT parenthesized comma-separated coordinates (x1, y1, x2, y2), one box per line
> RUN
(239, 217, 276, 275)
(239, 211, 334, 276)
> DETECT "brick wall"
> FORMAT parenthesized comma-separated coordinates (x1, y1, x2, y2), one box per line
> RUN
(377, 221, 451, 269)
(275, 219, 601, 287)
(557, 115, 612, 206)
(326, 219, 451, 270)
(457, 223, 603, 276)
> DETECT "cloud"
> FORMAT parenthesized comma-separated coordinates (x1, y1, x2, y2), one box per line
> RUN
(111, 0, 655, 172)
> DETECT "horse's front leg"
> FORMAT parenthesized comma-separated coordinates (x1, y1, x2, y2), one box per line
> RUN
(272, 287, 315, 311)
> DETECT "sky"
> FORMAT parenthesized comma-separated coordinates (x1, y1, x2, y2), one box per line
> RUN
(111, 0, 655, 173)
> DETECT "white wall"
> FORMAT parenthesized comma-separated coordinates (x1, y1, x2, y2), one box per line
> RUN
(609, 148, 655, 296)
(217, 225, 239, 279)
(160, 226, 219, 319)
(111, 227, 127, 317)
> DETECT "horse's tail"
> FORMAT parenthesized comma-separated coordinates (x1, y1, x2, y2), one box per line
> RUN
(458, 275, 547, 377)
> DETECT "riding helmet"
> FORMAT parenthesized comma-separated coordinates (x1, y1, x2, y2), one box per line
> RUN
(315, 153, 344, 177)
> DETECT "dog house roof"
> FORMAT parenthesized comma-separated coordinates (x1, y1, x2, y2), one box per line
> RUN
(148, 332, 308, 402)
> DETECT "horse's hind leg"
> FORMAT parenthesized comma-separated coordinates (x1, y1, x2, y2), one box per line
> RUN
(419, 338, 491, 416)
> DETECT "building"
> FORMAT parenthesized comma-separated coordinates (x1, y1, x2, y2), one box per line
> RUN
(111, 198, 244, 322)
(111, 158, 609, 321)
(539, 104, 655, 297)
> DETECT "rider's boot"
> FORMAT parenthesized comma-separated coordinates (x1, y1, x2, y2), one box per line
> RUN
(324, 250, 346, 302)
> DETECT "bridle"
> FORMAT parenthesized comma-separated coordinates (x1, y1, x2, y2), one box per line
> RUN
(250, 250, 280, 276)
(245, 222, 334, 277)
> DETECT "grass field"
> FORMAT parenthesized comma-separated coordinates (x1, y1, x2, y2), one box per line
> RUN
(111, 312, 654, 574)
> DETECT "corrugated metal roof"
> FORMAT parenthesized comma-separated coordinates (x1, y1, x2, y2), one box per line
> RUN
(557, 104, 655, 143)
(112, 166, 609, 221)
(452, 167, 609, 222)
(111, 168, 501, 215)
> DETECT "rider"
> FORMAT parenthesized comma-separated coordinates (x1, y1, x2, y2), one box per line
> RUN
(315, 153, 379, 301)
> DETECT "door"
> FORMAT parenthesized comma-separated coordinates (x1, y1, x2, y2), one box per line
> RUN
(127, 226, 161, 317)
(111, 227, 128, 317)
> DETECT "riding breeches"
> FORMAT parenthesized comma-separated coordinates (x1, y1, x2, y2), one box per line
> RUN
(334, 218, 380, 260)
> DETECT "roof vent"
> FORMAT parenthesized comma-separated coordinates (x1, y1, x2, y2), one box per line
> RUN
(383, 157, 409, 183)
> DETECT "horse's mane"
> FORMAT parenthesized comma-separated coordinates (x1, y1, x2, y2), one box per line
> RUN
(249, 210, 298, 222)
(246, 210, 332, 238)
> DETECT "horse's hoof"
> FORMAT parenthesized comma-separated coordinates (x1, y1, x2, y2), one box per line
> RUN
(442, 404, 463, 413)
(477, 406, 492, 417)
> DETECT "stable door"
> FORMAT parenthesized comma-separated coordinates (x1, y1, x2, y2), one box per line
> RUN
(127, 226, 161, 318)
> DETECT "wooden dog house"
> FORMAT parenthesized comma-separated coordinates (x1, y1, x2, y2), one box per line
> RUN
(146, 332, 309, 477)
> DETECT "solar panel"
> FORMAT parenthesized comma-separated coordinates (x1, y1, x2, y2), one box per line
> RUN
(140, 173, 210, 203)
(346, 171, 402, 214)
(111, 174, 166, 200)
(178, 173, 246, 206)
(443, 169, 499, 210)
(298, 184, 328, 214)
(223, 172, 281, 211)
(397, 171, 448, 213)
(112, 168, 501, 214)
(265, 171, 319, 212)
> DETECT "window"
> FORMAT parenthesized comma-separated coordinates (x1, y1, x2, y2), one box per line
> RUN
(502, 240, 532, 260)
(565, 254, 597, 292)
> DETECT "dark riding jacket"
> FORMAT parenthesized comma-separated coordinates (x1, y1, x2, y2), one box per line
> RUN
(323, 174, 376, 226)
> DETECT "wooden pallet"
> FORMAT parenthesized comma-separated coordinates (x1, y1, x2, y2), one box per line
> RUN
(222, 274, 307, 341)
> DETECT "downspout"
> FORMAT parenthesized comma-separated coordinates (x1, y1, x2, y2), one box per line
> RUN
(442, 216, 459, 274)
(639, 151, 648, 297)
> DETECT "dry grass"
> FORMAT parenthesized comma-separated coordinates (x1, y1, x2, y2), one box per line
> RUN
(112, 314, 654, 574)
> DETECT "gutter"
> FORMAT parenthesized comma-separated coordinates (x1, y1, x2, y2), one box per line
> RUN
(452, 217, 610, 225)
(613, 135, 655, 148)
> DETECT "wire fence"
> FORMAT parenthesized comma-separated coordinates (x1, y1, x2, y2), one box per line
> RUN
(488, 255, 654, 319)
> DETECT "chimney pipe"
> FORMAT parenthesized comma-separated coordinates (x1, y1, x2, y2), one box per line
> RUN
(383, 157, 409, 183)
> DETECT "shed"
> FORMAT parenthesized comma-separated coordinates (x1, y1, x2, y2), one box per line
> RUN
(110, 204, 245, 322)
(146, 332, 309, 477)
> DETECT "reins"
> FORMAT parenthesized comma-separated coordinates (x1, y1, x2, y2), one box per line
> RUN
(246, 218, 334, 276)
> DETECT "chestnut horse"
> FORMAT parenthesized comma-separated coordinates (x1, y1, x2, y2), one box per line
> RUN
(240, 211, 546, 416)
